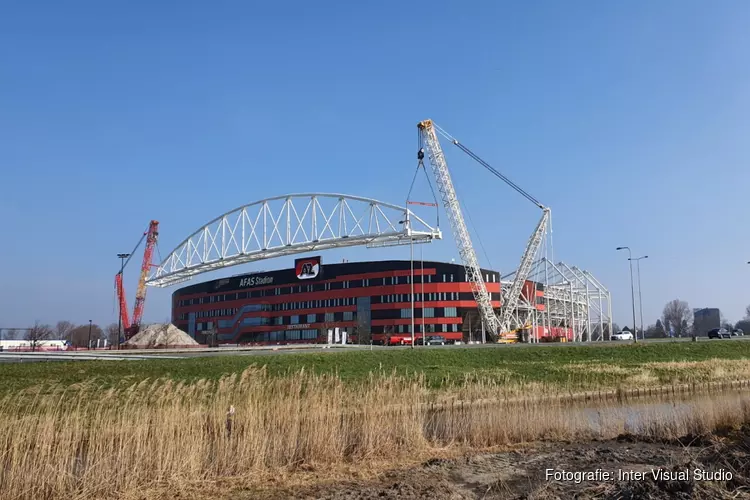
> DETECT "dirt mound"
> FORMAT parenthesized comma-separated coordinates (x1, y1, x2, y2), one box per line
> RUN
(252, 434, 749, 499)
(125, 323, 198, 347)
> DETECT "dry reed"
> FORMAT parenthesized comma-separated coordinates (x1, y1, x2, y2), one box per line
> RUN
(2, 366, 750, 500)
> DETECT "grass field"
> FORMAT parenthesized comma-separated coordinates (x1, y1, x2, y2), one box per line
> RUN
(4, 341, 750, 499)
(3, 340, 750, 395)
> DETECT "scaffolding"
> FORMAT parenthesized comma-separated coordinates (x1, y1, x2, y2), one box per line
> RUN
(501, 257, 613, 342)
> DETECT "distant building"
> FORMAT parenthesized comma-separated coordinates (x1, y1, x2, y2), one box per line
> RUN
(693, 308, 720, 336)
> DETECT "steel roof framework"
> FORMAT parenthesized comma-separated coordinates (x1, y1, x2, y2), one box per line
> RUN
(502, 257, 613, 342)
(146, 193, 441, 287)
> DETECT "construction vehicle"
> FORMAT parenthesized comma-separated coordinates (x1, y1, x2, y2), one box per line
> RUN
(416, 119, 549, 341)
(115, 220, 159, 340)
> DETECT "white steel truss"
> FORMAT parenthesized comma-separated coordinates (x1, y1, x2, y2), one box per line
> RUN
(498, 208, 550, 334)
(146, 193, 441, 287)
(501, 257, 613, 342)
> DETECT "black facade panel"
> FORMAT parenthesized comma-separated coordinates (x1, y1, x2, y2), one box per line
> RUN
(173, 260, 500, 300)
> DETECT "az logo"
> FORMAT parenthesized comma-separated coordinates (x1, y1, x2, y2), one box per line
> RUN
(296, 259, 320, 280)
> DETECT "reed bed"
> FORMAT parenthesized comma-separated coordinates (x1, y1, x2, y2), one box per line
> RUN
(2, 366, 750, 500)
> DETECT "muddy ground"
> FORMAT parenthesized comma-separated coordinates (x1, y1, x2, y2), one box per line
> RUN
(247, 431, 750, 499)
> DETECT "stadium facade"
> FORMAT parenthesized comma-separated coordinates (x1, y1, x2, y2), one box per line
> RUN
(171, 256, 502, 345)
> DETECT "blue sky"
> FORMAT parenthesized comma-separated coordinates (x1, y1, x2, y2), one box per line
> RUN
(1, 1, 749, 330)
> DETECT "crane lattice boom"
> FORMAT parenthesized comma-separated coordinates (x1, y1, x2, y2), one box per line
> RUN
(130, 220, 159, 336)
(417, 120, 501, 337)
(115, 272, 130, 329)
(498, 208, 550, 334)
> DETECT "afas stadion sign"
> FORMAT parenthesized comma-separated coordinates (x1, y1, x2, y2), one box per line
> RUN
(238, 275, 274, 288)
(236, 256, 322, 288)
(295, 256, 322, 280)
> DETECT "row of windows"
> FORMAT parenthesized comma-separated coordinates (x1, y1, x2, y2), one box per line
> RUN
(177, 271, 499, 306)
(180, 293, 472, 320)
(181, 302, 463, 323)
(178, 299, 357, 321)
(392, 323, 459, 334)
(398, 307, 457, 319)
(195, 311, 358, 330)
(380, 292, 459, 304)
(237, 330, 320, 343)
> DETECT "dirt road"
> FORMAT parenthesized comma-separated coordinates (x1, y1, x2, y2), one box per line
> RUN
(249, 431, 750, 499)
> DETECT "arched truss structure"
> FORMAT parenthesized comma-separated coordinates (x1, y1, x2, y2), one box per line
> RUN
(146, 194, 442, 287)
(501, 257, 613, 342)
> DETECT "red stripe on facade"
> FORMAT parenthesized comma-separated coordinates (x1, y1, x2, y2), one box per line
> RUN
(371, 318, 463, 326)
(174, 283, 501, 309)
(370, 300, 500, 310)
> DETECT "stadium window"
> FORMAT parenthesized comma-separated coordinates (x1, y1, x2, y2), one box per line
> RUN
(325, 312, 334, 322)
(400, 308, 412, 319)
(291, 315, 300, 324)
(450, 274, 454, 282)
(398, 325, 404, 333)
(452, 324, 458, 332)
(287, 330, 300, 341)
(442, 324, 447, 333)
(442, 274, 446, 282)
(343, 311, 353, 321)
(444, 307, 457, 317)
(423, 308, 435, 318)
(307, 313, 316, 323)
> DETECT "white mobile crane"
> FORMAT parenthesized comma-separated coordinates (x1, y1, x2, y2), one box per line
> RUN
(417, 119, 550, 341)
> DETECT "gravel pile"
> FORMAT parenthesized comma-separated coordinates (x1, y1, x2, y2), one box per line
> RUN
(125, 323, 199, 347)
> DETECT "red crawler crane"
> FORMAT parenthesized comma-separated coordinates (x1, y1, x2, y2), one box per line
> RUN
(115, 220, 159, 340)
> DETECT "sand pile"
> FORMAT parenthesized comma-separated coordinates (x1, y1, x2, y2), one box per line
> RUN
(126, 323, 199, 347)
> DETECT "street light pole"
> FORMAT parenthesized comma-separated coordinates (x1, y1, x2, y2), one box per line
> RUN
(629, 256, 648, 340)
(116, 253, 130, 350)
(409, 219, 415, 349)
(616, 247, 638, 344)
(399, 218, 415, 349)
(87, 319, 93, 350)
(421, 244, 425, 346)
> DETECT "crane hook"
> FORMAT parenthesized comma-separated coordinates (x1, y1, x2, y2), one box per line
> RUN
(417, 148, 425, 161)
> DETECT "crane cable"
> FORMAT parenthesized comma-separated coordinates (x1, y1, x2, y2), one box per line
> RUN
(415, 126, 493, 269)
(405, 128, 440, 228)
(432, 123, 545, 210)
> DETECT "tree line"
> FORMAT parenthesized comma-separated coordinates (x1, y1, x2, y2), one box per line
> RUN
(620, 301, 750, 338)
(1, 321, 122, 348)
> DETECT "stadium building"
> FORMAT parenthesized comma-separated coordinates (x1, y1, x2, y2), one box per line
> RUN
(171, 256, 501, 345)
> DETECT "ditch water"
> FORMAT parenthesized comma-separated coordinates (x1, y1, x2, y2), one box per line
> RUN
(574, 388, 750, 435)
(423, 386, 750, 443)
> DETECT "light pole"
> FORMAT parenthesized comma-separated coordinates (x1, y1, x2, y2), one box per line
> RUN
(87, 319, 93, 349)
(399, 218, 415, 348)
(117, 253, 130, 350)
(629, 255, 648, 340)
(616, 246, 638, 343)
(421, 244, 425, 346)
